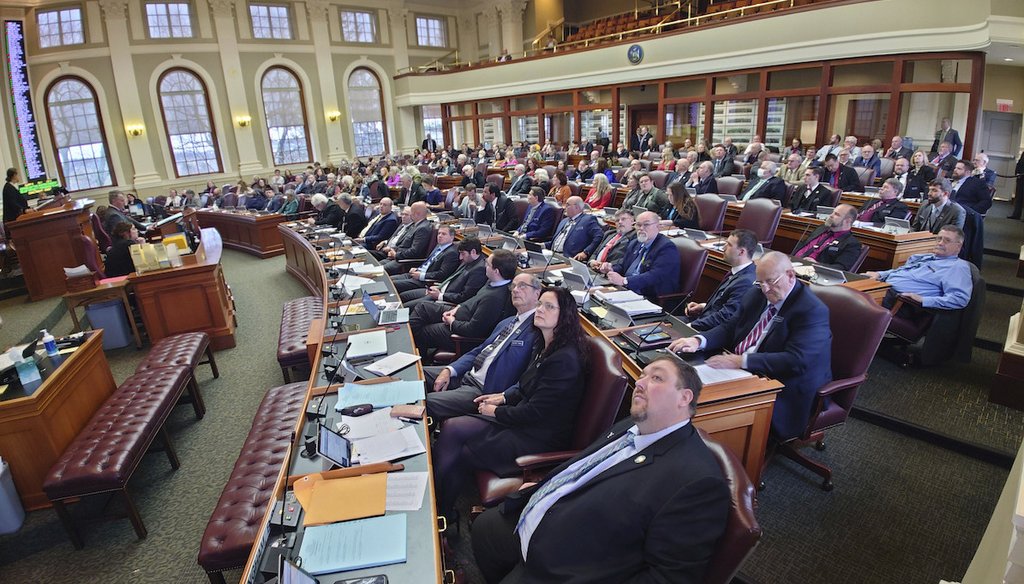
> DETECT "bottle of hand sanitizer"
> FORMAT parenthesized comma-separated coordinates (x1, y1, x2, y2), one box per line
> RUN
(41, 329, 59, 357)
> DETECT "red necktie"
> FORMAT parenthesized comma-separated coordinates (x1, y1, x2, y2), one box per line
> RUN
(735, 306, 777, 354)
(598, 233, 622, 263)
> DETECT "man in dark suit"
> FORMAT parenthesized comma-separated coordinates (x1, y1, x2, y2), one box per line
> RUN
(622, 172, 670, 216)
(391, 225, 459, 294)
(789, 167, 833, 214)
(709, 145, 736, 178)
(685, 161, 719, 195)
(822, 153, 862, 192)
(104, 191, 149, 235)
(740, 161, 787, 201)
(571, 160, 594, 182)
(685, 229, 757, 331)
(461, 164, 486, 189)
(422, 133, 438, 152)
(425, 273, 541, 420)
(670, 252, 832, 440)
(884, 135, 913, 160)
(380, 202, 432, 273)
(402, 238, 488, 307)
(630, 126, 652, 153)
(972, 153, 997, 187)
(601, 211, 681, 301)
(548, 196, 604, 260)
(357, 197, 398, 248)
(931, 142, 958, 178)
(588, 209, 636, 265)
(930, 118, 962, 157)
(475, 184, 516, 231)
(397, 174, 426, 207)
(471, 355, 729, 584)
(410, 249, 518, 353)
(337, 195, 367, 237)
(308, 193, 343, 229)
(949, 160, 992, 215)
(792, 204, 863, 271)
(857, 178, 910, 225)
(513, 188, 556, 241)
(506, 164, 533, 197)
(913, 178, 966, 233)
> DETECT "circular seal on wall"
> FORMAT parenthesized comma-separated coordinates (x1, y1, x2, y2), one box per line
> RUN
(627, 44, 644, 65)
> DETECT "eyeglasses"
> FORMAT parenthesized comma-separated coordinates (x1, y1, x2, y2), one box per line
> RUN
(636, 221, 659, 229)
(753, 274, 784, 290)
(512, 282, 539, 290)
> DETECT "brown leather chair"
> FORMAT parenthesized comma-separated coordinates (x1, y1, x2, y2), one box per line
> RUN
(474, 335, 629, 508)
(695, 194, 727, 232)
(648, 170, 670, 189)
(486, 173, 505, 190)
(877, 157, 895, 181)
(734, 198, 783, 245)
(823, 185, 842, 207)
(513, 199, 529, 224)
(853, 166, 876, 189)
(90, 213, 112, 254)
(397, 225, 439, 266)
(566, 181, 581, 200)
(849, 244, 871, 272)
(658, 237, 708, 312)
(782, 182, 798, 208)
(716, 176, 743, 197)
(774, 284, 891, 490)
(699, 429, 763, 584)
(430, 333, 487, 366)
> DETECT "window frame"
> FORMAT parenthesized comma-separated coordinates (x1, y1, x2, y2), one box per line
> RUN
(36, 6, 85, 49)
(348, 67, 389, 158)
(414, 15, 447, 48)
(340, 9, 377, 44)
(156, 67, 224, 178)
(43, 75, 116, 192)
(144, 1, 194, 40)
(249, 3, 292, 40)
(260, 66, 313, 166)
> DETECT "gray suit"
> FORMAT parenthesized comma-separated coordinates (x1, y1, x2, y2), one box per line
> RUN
(912, 200, 965, 233)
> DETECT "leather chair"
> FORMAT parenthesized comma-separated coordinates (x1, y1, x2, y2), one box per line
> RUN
(74, 234, 106, 279)
(648, 170, 669, 189)
(717, 176, 743, 197)
(473, 335, 629, 508)
(854, 166, 876, 189)
(397, 225, 439, 266)
(298, 195, 313, 213)
(567, 181, 581, 199)
(90, 213, 112, 254)
(658, 237, 708, 313)
(486, 174, 505, 190)
(513, 199, 529, 224)
(221, 193, 238, 208)
(878, 157, 895, 181)
(695, 194, 727, 232)
(823, 185, 842, 207)
(734, 198, 782, 245)
(849, 245, 871, 272)
(475, 161, 488, 177)
(430, 333, 487, 366)
(773, 284, 891, 490)
(782, 183, 798, 208)
(543, 165, 557, 178)
(700, 429, 763, 584)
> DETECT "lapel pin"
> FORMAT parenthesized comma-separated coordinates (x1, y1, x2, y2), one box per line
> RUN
(634, 455, 646, 464)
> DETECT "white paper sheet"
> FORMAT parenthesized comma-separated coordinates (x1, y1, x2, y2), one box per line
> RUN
(353, 426, 425, 465)
(385, 472, 429, 511)
(337, 407, 404, 441)
(694, 364, 753, 385)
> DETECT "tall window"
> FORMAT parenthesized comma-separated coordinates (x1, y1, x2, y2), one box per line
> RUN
(261, 67, 311, 165)
(341, 10, 376, 43)
(37, 8, 84, 48)
(45, 78, 113, 191)
(250, 4, 291, 39)
(422, 105, 443, 143)
(158, 69, 222, 177)
(146, 2, 193, 38)
(415, 16, 446, 47)
(348, 68, 387, 158)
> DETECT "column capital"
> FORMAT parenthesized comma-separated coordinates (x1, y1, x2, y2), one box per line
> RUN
(207, 0, 235, 18)
(305, 0, 330, 21)
(98, 0, 128, 20)
(496, 0, 528, 18)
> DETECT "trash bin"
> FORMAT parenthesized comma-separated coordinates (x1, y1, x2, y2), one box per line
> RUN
(84, 299, 133, 349)
(0, 459, 25, 534)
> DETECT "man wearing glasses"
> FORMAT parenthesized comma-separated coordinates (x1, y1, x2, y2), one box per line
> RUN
(621, 173, 669, 216)
(668, 252, 832, 440)
(599, 211, 680, 301)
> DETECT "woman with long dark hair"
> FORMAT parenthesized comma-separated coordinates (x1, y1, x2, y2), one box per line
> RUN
(663, 182, 701, 229)
(432, 286, 588, 521)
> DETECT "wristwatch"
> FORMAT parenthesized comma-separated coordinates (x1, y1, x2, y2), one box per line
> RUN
(622, 277, 629, 287)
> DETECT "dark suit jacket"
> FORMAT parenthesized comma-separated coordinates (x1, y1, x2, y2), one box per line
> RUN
(517, 203, 556, 241)
(2, 182, 28, 223)
(422, 138, 437, 151)
(793, 226, 863, 271)
(701, 283, 832, 439)
(904, 166, 935, 199)
(710, 157, 735, 178)
(824, 164, 862, 192)
(884, 146, 913, 160)
(548, 214, 604, 257)
(103, 206, 148, 235)
(462, 173, 486, 189)
(418, 244, 459, 281)
(913, 200, 966, 233)
(630, 132, 652, 153)
(362, 211, 398, 248)
(313, 202, 344, 228)
(340, 206, 367, 237)
(440, 257, 488, 304)
(612, 233, 681, 300)
(689, 262, 756, 331)
(740, 176, 786, 201)
(494, 194, 518, 232)
(789, 184, 832, 214)
(507, 174, 533, 197)
(452, 282, 515, 338)
(593, 229, 636, 264)
(857, 197, 910, 225)
(501, 420, 729, 584)
(450, 314, 539, 395)
(393, 220, 432, 261)
(931, 128, 962, 157)
(692, 175, 718, 195)
(572, 167, 595, 182)
(398, 183, 427, 207)
(952, 175, 992, 214)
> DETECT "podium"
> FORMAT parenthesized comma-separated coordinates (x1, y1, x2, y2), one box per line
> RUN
(7, 201, 96, 301)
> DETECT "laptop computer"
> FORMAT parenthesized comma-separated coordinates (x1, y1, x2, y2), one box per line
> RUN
(718, 194, 739, 203)
(631, 205, 647, 217)
(346, 329, 388, 359)
(568, 257, 610, 287)
(317, 422, 352, 469)
(459, 218, 477, 228)
(501, 236, 520, 251)
(562, 270, 590, 292)
(813, 265, 848, 285)
(883, 216, 911, 233)
(684, 228, 711, 241)
(523, 239, 545, 253)
(604, 207, 619, 216)
(362, 291, 409, 325)
(476, 224, 493, 237)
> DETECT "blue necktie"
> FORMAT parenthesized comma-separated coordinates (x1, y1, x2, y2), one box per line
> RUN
(626, 245, 648, 277)
(420, 245, 444, 271)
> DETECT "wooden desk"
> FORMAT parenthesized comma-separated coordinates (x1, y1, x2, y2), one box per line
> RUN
(723, 204, 937, 270)
(129, 228, 236, 350)
(7, 201, 96, 301)
(197, 209, 287, 258)
(839, 192, 922, 216)
(0, 332, 117, 510)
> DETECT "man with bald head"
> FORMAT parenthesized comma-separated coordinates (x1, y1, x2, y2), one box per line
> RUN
(791, 203, 864, 271)
(507, 163, 533, 197)
(600, 211, 681, 301)
(547, 196, 604, 260)
(669, 252, 832, 440)
(381, 201, 433, 274)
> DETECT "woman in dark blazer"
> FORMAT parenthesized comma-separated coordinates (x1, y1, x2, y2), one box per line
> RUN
(105, 222, 141, 277)
(662, 183, 701, 229)
(432, 287, 588, 521)
(906, 150, 936, 199)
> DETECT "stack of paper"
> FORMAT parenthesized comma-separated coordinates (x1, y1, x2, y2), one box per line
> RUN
(351, 264, 385, 276)
(298, 514, 407, 575)
(386, 472, 428, 511)
(595, 289, 645, 304)
(337, 407, 403, 441)
(335, 380, 425, 410)
(615, 299, 663, 316)
(694, 364, 753, 385)
(332, 275, 375, 290)
(353, 426, 426, 465)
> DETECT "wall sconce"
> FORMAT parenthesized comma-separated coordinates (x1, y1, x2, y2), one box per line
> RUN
(126, 124, 145, 137)
(326, 111, 341, 123)
(235, 115, 252, 128)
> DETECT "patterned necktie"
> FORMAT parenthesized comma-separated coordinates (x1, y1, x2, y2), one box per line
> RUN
(517, 431, 636, 533)
(420, 245, 444, 271)
(597, 233, 622, 263)
(521, 206, 537, 232)
(859, 200, 883, 222)
(735, 306, 777, 354)
(626, 245, 649, 277)
(472, 319, 518, 371)
(553, 219, 575, 253)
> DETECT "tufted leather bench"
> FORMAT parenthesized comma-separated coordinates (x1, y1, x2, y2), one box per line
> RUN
(136, 331, 220, 379)
(42, 366, 197, 549)
(277, 297, 322, 383)
(197, 382, 307, 584)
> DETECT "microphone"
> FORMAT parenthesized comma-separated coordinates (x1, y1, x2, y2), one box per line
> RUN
(538, 249, 557, 284)
(630, 293, 692, 362)
(269, 430, 298, 561)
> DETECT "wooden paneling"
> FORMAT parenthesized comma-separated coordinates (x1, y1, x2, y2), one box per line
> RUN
(7, 205, 93, 301)
(197, 210, 287, 258)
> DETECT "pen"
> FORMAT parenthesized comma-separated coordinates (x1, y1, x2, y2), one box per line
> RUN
(398, 417, 420, 425)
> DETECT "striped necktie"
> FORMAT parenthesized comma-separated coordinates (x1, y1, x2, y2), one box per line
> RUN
(735, 306, 777, 354)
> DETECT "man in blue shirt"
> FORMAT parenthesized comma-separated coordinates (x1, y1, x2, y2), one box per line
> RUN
(865, 225, 973, 310)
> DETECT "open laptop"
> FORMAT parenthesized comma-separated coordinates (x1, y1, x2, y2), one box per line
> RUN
(362, 291, 409, 325)
(523, 239, 545, 253)
(476, 224, 493, 236)
(562, 270, 590, 292)
(884, 216, 911, 233)
(604, 207, 619, 216)
(631, 205, 647, 217)
(346, 329, 388, 360)
(279, 556, 319, 584)
(812, 265, 848, 285)
(501, 235, 520, 251)
(684, 228, 711, 241)
(569, 257, 610, 287)
(459, 218, 477, 228)
(815, 206, 835, 221)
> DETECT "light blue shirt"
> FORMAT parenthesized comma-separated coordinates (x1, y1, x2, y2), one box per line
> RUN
(517, 418, 691, 560)
(877, 253, 972, 309)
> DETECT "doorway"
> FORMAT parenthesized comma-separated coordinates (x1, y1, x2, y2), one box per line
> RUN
(979, 110, 1022, 198)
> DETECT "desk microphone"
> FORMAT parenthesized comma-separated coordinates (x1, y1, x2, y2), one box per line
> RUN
(538, 250, 557, 284)
(631, 293, 692, 362)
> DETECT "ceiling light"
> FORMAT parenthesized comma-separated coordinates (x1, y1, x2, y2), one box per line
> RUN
(1005, 58, 1015, 62)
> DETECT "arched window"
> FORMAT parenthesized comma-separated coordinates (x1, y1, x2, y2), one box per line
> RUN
(45, 77, 114, 191)
(348, 68, 387, 157)
(158, 68, 222, 176)
(261, 67, 311, 165)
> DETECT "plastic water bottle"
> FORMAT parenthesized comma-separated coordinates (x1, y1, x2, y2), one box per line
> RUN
(41, 329, 58, 357)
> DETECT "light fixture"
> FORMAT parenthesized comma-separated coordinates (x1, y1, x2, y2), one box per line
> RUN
(326, 110, 341, 122)
(235, 115, 252, 128)
(1005, 57, 1015, 62)
(126, 124, 145, 137)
